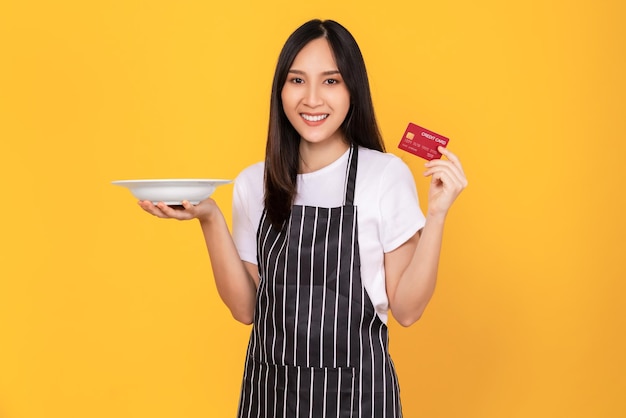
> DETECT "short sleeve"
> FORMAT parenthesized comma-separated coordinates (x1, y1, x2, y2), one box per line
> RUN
(379, 158, 426, 253)
(232, 163, 264, 265)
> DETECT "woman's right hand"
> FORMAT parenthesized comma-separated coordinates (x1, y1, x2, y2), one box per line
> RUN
(138, 198, 219, 222)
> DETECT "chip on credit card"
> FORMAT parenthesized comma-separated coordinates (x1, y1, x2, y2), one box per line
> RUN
(398, 122, 449, 160)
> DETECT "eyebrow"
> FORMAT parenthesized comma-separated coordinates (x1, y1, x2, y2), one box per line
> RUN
(288, 69, 341, 76)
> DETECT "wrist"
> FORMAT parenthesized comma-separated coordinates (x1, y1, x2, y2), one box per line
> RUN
(198, 209, 221, 226)
(425, 211, 447, 225)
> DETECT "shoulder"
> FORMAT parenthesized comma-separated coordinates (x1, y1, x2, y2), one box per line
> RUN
(236, 161, 264, 179)
(355, 147, 420, 215)
(357, 147, 414, 184)
(235, 162, 264, 188)
(233, 161, 264, 204)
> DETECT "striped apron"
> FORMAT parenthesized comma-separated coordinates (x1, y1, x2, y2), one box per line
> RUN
(237, 146, 402, 417)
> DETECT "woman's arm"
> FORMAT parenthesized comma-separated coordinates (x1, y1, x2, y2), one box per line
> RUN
(385, 147, 467, 327)
(139, 199, 258, 324)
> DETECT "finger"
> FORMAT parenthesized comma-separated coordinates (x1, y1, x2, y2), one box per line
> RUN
(426, 166, 467, 198)
(424, 163, 468, 188)
(138, 200, 161, 216)
(438, 146, 457, 160)
(181, 200, 194, 210)
(429, 167, 464, 192)
(155, 202, 184, 218)
(138, 201, 171, 219)
(155, 202, 195, 220)
(138, 200, 154, 209)
(434, 147, 467, 178)
(425, 157, 467, 188)
(178, 200, 198, 218)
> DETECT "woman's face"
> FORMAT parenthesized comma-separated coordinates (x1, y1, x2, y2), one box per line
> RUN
(281, 37, 351, 147)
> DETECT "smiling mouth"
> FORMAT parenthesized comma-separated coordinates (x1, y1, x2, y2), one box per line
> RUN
(301, 114, 329, 122)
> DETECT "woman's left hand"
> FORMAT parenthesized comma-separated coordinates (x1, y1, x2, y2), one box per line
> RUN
(423, 146, 468, 218)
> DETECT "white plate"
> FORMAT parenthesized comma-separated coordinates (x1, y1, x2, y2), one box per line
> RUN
(112, 179, 231, 205)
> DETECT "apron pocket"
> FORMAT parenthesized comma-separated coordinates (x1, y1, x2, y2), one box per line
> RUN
(290, 365, 356, 418)
(241, 359, 357, 418)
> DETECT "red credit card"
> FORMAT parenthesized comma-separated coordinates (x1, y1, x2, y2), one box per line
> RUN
(398, 122, 449, 160)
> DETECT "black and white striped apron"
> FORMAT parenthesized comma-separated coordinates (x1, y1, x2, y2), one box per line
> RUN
(238, 146, 402, 417)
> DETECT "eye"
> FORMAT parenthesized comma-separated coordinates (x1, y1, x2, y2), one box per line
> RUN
(325, 79, 338, 85)
(289, 77, 304, 84)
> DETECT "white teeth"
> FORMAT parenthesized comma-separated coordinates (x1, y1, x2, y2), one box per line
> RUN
(301, 114, 328, 122)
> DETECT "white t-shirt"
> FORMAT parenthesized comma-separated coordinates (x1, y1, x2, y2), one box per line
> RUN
(232, 147, 426, 324)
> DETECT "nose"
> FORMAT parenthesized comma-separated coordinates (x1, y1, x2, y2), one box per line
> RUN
(303, 84, 323, 107)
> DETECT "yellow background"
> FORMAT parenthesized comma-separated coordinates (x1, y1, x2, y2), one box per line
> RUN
(1, 0, 624, 417)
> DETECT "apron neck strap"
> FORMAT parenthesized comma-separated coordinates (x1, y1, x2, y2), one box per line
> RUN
(344, 145, 358, 206)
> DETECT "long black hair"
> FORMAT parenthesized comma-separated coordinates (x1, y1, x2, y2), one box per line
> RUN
(264, 19, 385, 229)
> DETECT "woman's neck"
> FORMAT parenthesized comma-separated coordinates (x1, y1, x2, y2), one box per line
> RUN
(298, 138, 350, 174)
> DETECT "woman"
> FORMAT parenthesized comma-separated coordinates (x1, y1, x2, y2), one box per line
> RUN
(140, 19, 467, 417)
